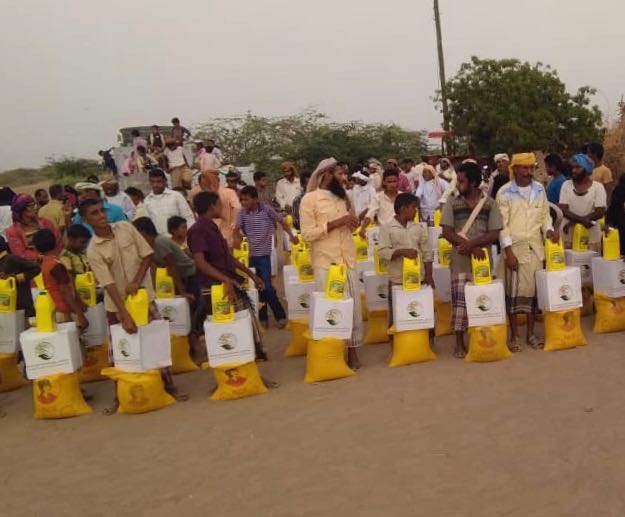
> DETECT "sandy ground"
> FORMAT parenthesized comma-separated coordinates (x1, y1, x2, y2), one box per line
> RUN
(2, 310, 625, 517)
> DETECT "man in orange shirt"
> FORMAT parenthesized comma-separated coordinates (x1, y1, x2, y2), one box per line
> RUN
(586, 142, 615, 201)
(189, 170, 241, 247)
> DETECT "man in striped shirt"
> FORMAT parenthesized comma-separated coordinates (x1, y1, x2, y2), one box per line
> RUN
(234, 186, 298, 329)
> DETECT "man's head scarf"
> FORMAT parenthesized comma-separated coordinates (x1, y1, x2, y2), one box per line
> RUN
(494, 153, 510, 163)
(307, 157, 338, 193)
(571, 154, 594, 174)
(509, 153, 536, 174)
(11, 194, 35, 223)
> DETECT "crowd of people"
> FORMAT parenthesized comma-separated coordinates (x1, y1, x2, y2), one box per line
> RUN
(1, 122, 624, 412)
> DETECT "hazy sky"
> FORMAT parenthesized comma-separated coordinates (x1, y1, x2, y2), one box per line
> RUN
(1, 0, 624, 171)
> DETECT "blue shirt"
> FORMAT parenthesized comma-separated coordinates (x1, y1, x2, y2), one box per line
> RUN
(236, 203, 281, 257)
(546, 174, 566, 204)
(72, 200, 126, 235)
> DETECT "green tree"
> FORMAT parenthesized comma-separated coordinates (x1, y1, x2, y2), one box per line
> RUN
(436, 57, 603, 156)
(194, 110, 426, 179)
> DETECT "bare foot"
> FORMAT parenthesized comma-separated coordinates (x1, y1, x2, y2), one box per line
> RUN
(262, 377, 279, 389)
(347, 348, 362, 370)
(508, 338, 523, 353)
(102, 404, 118, 416)
(453, 344, 466, 359)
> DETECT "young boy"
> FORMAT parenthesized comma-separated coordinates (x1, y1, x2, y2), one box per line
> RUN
(0, 235, 40, 318)
(167, 215, 190, 253)
(32, 229, 88, 330)
(188, 191, 268, 359)
(359, 168, 400, 236)
(416, 165, 449, 222)
(234, 186, 298, 329)
(378, 193, 434, 326)
(80, 198, 187, 410)
(60, 224, 91, 277)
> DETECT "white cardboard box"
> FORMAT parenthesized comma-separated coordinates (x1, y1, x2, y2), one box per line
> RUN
(285, 279, 315, 320)
(356, 259, 375, 285)
(155, 297, 191, 336)
(20, 322, 83, 379)
(428, 226, 443, 251)
(204, 310, 255, 367)
(83, 303, 109, 346)
(282, 264, 297, 288)
(536, 267, 583, 312)
(391, 285, 435, 331)
(111, 319, 172, 372)
(366, 227, 381, 254)
(364, 271, 389, 312)
(0, 310, 25, 354)
(309, 291, 354, 340)
(592, 256, 625, 298)
(565, 250, 598, 287)
(465, 280, 506, 327)
(433, 263, 452, 302)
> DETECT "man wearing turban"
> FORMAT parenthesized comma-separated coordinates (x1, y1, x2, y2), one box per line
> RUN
(299, 158, 364, 368)
(496, 152, 559, 351)
(558, 154, 607, 252)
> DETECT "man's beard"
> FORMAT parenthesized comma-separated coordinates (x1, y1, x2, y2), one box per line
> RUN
(328, 176, 346, 199)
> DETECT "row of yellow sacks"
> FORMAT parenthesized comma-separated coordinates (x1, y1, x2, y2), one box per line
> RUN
(0, 335, 269, 419)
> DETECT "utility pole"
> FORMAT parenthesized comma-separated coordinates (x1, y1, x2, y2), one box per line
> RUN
(433, 0, 451, 153)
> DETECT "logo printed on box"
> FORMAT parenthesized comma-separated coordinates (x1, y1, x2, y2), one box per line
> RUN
(118, 339, 131, 357)
(476, 295, 492, 312)
(559, 285, 573, 301)
(376, 284, 387, 299)
(620, 270, 625, 285)
(35, 342, 55, 361)
(218, 333, 237, 350)
(325, 309, 343, 326)
(298, 293, 311, 309)
(407, 301, 423, 318)
(160, 305, 178, 321)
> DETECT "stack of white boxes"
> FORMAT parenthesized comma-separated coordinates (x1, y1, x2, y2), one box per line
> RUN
(565, 250, 598, 288)
(391, 285, 435, 332)
(155, 297, 192, 337)
(0, 310, 25, 355)
(363, 270, 389, 312)
(592, 256, 625, 299)
(20, 322, 83, 379)
(536, 267, 583, 312)
(285, 278, 315, 320)
(110, 319, 172, 372)
(309, 291, 354, 340)
(204, 311, 256, 367)
(464, 280, 506, 327)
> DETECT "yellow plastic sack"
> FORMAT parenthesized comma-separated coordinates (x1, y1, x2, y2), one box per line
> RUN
(360, 290, 368, 321)
(102, 368, 176, 414)
(304, 332, 354, 383)
(0, 352, 27, 392)
(388, 327, 435, 367)
(466, 324, 512, 362)
(364, 310, 389, 345)
(33, 372, 92, 419)
(79, 343, 110, 383)
(209, 361, 268, 400)
(434, 300, 452, 337)
(593, 293, 625, 333)
(285, 319, 309, 357)
(544, 308, 587, 351)
(170, 335, 200, 373)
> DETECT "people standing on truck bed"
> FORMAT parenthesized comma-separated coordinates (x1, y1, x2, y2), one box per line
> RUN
(170, 117, 191, 144)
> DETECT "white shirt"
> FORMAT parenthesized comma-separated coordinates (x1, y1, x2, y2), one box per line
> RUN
(348, 183, 377, 217)
(133, 136, 149, 153)
(199, 152, 221, 172)
(369, 171, 383, 192)
(275, 177, 302, 209)
(164, 147, 186, 168)
(559, 180, 607, 244)
(366, 192, 397, 226)
(105, 192, 136, 220)
(144, 188, 196, 235)
(416, 177, 449, 221)
(437, 168, 457, 204)
(0, 206, 12, 238)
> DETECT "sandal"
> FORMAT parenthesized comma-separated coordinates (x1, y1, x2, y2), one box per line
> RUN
(453, 346, 466, 359)
(527, 335, 544, 350)
(508, 339, 523, 353)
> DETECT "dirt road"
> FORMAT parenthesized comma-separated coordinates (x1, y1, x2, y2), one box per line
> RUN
(2, 316, 625, 517)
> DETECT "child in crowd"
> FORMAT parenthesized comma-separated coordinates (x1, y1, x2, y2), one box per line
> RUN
(32, 229, 88, 330)
(234, 186, 298, 329)
(0, 235, 40, 318)
(378, 193, 434, 327)
(167, 215, 190, 254)
(60, 224, 91, 277)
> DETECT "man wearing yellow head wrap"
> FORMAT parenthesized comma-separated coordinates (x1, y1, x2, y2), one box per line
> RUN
(496, 152, 559, 351)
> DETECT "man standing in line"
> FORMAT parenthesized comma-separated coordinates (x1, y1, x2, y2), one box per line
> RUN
(544, 153, 567, 204)
(170, 117, 191, 144)
(489, 153, 510, 198)
(101, 176, 136, 220)
(144, 169, 195, 235)
(72, 182, 126, 235)
(496, 153, 559, 352)
(299, 158, 363, 369)
(253, 171, 273, 205)
(275, 161, 302, 213)
(291, 170, 311, 231)
(441, 162, 503, 358)
(199, 141, 222, 173)
(38, 184, 71, 234)
(348, 171, 376, 221)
